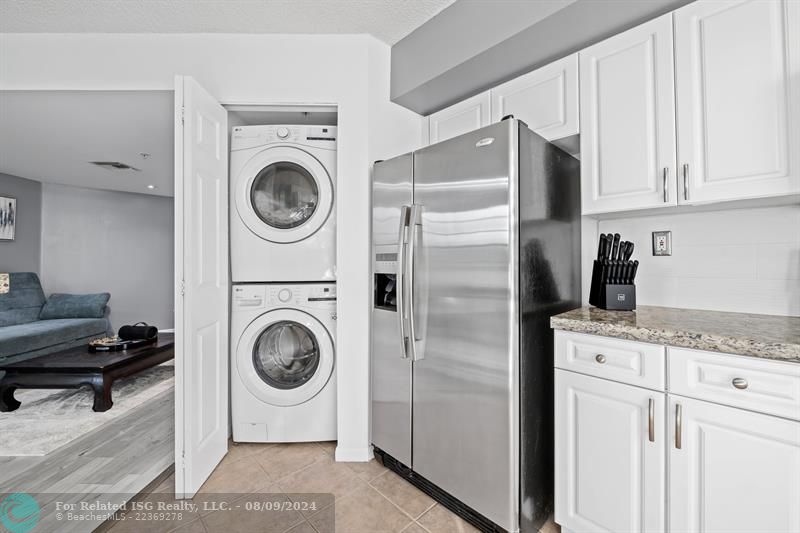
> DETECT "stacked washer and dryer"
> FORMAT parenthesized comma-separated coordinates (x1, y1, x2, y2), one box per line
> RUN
(230, 124, 338, 443)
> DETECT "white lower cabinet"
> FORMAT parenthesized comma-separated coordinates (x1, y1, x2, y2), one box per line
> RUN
(555, 370, 666, 533)
(669, 396, 800, 533)
(555, 331, 800, 533)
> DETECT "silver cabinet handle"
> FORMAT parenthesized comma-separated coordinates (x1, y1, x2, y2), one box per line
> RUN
(648, 398, 655, 442)
(663, 167, 669, 203)
(396, 205, 410, 359)
(732, 377, 749, 390)
(595, 354, 606, 364)
(675, 403, 682, 449)
(682, 163, 689, 201)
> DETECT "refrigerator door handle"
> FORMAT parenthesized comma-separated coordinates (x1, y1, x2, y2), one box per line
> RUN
(396, 205, 410, 359)
(407, 204, 423, 361)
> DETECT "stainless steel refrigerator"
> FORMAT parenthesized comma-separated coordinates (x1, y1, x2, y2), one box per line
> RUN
(371, 118, 581, 533)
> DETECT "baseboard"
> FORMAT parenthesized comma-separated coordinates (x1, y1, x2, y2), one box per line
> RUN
(335, 445, 373, 462)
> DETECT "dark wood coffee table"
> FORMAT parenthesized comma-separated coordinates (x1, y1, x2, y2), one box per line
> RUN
(0, 333, 174, 413)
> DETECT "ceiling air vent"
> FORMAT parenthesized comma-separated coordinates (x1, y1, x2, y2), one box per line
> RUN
(89, 161, 141, 171)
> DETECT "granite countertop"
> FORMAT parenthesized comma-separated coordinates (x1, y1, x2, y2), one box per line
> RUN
(550, 306, 800, 363)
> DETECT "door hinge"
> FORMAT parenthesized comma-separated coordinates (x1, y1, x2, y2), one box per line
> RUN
(180, 106, 185, 125)
(180, 280, 186, 296)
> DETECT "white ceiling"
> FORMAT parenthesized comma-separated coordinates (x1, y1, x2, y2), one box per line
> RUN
(0, 0, 456, 45)
(0, 91, 175, 197)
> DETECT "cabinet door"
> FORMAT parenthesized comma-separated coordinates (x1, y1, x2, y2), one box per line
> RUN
(428, 91, 491, 144)
(491, 54, 579, 140)
(579, 14, 677, 215)
(669, 396, 800, 533)
(555, 370, 665, 533)
(675, 0, 800, 204)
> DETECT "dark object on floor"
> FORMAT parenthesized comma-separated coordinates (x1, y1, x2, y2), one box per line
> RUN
(0, 333, 174, 413)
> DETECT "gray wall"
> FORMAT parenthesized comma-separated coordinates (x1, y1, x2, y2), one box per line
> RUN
(391, 0, 693, 114)
(40, 183, 174, 330)
(0, 172, 42, 274)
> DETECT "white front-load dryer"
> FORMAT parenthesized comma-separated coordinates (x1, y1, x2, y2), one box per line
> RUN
(231, 282, 337, 442)
(230, 125, 336, 282)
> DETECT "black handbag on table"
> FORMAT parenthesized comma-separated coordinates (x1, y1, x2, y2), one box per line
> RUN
(118, 322, 159, 341)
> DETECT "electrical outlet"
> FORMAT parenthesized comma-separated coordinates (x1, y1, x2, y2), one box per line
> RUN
(652, 231, 672, 256)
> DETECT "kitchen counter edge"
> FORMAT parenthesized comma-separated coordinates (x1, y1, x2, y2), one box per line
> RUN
(550, 306, 800, 364)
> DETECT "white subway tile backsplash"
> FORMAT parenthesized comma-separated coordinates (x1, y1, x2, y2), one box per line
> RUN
(593, 204, 800, 316)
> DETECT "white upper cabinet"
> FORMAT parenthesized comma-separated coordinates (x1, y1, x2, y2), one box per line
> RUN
(674, 0, 800, 204)
(555, 369, 666, 533)
(669, 396, 800, 533)
(491, 54, 579, 141)
(428, 91, 491, 144)
(579, 14, 678, 215)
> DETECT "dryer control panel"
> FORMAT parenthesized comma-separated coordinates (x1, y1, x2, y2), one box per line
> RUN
(231, 125, 338, 151)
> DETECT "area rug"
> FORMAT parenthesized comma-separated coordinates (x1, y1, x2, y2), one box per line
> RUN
(0, 363, 174, 456)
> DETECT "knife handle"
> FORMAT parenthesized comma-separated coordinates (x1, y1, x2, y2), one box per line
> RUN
(631, 260, 640, 282)
(624, 242, 635, 261)
(611, 234, 621, 261)
(597, 233, 606, 260)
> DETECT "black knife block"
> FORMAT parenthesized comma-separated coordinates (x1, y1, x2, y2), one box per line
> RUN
(589, 260, 636, 311)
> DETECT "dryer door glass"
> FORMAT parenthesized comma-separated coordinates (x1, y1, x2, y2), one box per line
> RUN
(253, 321, 320, 390)
(251, 162, 319, 229)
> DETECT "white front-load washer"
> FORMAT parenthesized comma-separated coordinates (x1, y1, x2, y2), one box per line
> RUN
(230, 125, 336, 282)
(231, 282, 337, 442)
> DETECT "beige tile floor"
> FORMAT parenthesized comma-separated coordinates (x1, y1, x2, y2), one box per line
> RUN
(108, 441, 560, 533)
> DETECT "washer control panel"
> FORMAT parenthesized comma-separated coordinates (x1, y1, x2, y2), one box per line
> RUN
(266, 283, 337, 308)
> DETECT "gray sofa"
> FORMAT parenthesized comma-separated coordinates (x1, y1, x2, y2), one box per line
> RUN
(0, 273, 110, 368)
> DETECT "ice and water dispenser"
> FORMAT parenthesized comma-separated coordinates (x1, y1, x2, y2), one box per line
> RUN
(374, 253, 398, 311)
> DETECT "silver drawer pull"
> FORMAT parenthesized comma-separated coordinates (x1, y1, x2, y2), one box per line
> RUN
(648, 398, 655, 442)
(732, 378, 749, 390)
(595, 354, 606, 364)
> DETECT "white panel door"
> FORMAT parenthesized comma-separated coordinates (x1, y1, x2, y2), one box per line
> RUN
(428, 91, 491, 144)
(674, 0, 800, 204)
(174, 75, 229, 498)
(555, 370, 666, 533)
(669, 396, 800, 533)
(580, 14, 677, 215)
(491, 54, 579, 140)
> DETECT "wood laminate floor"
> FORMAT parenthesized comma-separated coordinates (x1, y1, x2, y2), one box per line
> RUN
(0, 388, 174, 533)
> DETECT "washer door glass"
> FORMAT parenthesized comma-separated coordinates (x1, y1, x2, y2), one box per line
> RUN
(251, 162, 319, 229)
(253, 321, 320, 390)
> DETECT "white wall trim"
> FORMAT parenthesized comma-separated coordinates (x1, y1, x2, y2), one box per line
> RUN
(335, 445, 373, 463)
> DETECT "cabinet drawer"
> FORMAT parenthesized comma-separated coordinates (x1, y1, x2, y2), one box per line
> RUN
(555, 331, 666, 390)
(669, 347, 800, 421)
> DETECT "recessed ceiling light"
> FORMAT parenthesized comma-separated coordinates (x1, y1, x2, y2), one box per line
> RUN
(140, 153, 151, 159)
(147, 185, 157, 190)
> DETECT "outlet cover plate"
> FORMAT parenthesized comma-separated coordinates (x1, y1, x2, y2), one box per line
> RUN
(652, 231, 672, 256)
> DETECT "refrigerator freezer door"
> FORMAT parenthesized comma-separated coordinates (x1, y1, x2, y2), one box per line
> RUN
(411, 120, 518, 531)
(372, 154, 414, 467)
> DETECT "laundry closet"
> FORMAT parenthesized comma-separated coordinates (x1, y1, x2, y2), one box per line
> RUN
(173, 77, 354, 496)
(224, 104, 339, 445)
